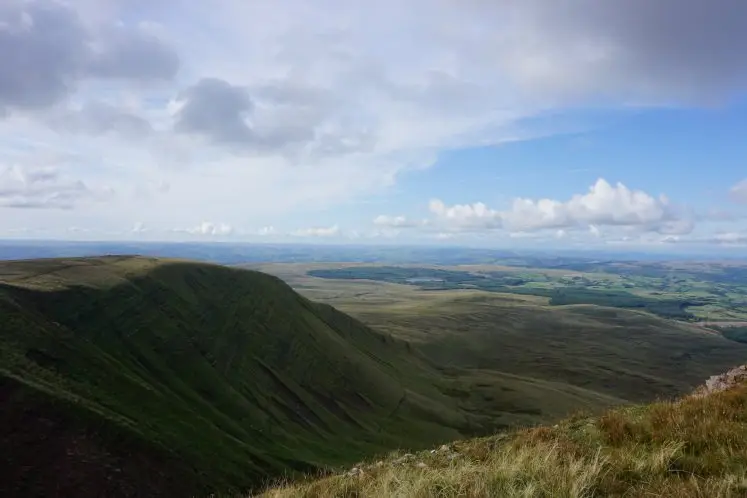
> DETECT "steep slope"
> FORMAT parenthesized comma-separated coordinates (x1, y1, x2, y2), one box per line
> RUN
(264, 368, 747, 497)
(4, 256, 730, 497)
(0, 256, 482, 497)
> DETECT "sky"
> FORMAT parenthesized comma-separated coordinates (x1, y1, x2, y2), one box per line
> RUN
(1, 0, 747, 251)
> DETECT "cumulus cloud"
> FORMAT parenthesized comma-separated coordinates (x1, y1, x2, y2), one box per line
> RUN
(0, 0, 179, 113)
(730, 179, 747, 203)
(504, 179, 679, 231)
(290, 225, 340, 237)
(179, 221, 234, 236)
(0, 164, 107, 209)
(428, 199, 502, 230)
(172, 76, 364, 155)
(173, 78, 254, 145)
(429, 179, 692, 235)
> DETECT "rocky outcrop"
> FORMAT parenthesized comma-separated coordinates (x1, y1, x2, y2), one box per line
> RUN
(693, 365, 747, 397)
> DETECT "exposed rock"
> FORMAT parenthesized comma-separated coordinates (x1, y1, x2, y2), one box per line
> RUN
(345, 466, 365, 478)
(694, 365, 747, 397)
(392, 453, 415, 465)
(415, 462, 428, 469)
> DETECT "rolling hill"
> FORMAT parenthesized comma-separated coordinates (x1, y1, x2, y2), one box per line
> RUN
(0, 256, 621, 498)
(0, 256, 457, 496)
(250, 262, 747, 402)
(2, 256, 746, 497)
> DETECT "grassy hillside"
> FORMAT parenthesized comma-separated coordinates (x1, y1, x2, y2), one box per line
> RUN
(263, 380, 747, 497)
(4, 257, 745, 497)
(0, 256, 625, 498)
(249, 262, 747, 402)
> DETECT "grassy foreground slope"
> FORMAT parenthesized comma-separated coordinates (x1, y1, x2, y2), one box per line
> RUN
(0, 256, 503, 497)
(264, 380, 747, 498)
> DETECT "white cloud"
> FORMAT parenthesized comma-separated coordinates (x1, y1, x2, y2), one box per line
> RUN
(131, 221, 147, 233)
(290, 225, 340, 237)
(179, 221, 234, 236)
(504, 179, 679, 232)
(0, 163, 110, 209)
(710, 232, 747, 246)
(508, 231, 545, 239)
(1, 1, 746, 238)
(257, 225, 277, 236)
(428, 199, 502, 230)
(429, 179, 691, 235)
(731, 179, 747, 204)
(368, 228, 401, 239)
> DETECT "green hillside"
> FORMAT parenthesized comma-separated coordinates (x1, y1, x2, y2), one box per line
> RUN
(264, 376, 747, 498)
(0, 257, 439, 496)
(3, 256, 746, 497)
(0, 256, 619, 497)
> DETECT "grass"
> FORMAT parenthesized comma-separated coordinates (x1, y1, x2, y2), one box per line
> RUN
(4, 257, 746, 497)
(265, 262, 747, 322)
(249, 262, 747, 403)
(262, 383, 747, 497)
(0, 256, 508, 497)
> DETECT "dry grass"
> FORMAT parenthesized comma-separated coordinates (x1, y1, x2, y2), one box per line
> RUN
(261, 385, 747, 498)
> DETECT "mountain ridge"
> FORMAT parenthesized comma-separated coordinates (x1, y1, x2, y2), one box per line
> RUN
(1, 256, 743, 497)
(1, 256, 472, 496)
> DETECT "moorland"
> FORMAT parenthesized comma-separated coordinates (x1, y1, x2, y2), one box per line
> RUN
(2, 252, 747, 497)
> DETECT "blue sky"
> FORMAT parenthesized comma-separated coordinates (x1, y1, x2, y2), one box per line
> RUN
(410, 104, 747, 210)
(1, 0, 746, 252)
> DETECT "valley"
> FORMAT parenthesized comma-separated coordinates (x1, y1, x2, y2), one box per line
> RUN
(249, 262, 747, 402)
(2, 255, 746, 497)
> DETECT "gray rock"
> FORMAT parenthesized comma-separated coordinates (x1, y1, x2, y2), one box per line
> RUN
(697, 365, 747, 396)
